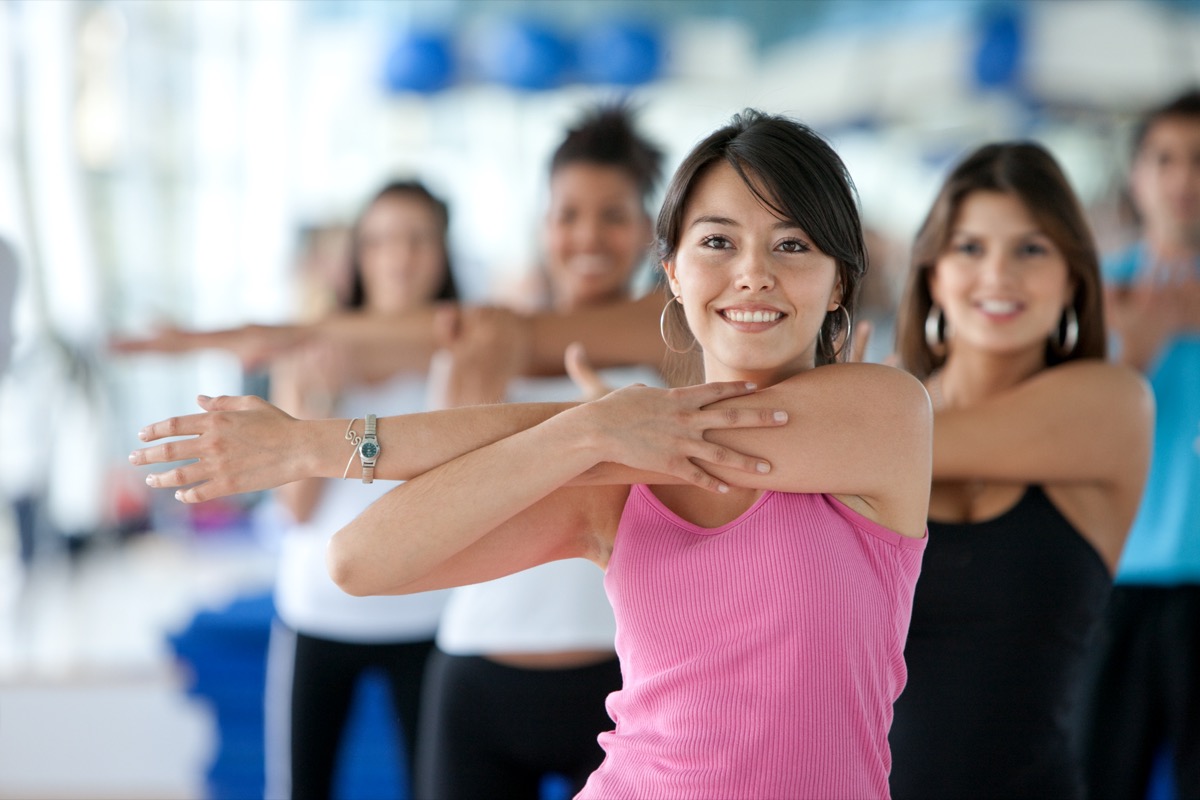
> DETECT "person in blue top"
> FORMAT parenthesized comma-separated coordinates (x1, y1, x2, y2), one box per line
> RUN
(1078, 87, 1200, 800)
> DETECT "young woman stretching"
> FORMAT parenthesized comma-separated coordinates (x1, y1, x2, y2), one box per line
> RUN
(132, 110, 932, 799)
(886, 142, 1153, 799)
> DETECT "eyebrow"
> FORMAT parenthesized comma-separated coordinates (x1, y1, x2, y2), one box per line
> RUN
(688, 214, 802, 231)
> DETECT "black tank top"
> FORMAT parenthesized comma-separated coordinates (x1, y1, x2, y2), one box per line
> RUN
(889, 486, 1111, 800)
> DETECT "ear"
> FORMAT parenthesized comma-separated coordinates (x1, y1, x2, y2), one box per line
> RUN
(662, 260, 681, 298)
(827, 279, 844, 313)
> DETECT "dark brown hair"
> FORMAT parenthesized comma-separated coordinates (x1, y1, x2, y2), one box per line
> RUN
(550, 101, 664, 207)
(895, 142, 1106, 378)
(1131, 87, 1200, 158)
(655, 109, 866, 372)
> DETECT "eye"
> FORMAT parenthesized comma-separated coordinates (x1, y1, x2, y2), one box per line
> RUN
(953, 240, 983, 257)
(701, 234, 732, 250)
(1018, 241, 1050, 257)
(778, 238, 811, 254)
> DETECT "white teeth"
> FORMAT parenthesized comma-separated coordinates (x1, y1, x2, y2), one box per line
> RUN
(725, 310, 782, 323)
(978, 299, 1019, 314)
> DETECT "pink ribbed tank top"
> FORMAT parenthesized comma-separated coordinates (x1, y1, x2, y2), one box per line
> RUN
(578, 485, 926, 800)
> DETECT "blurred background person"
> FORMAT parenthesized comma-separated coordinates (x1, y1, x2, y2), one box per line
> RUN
(264, 180, 456, 800)
(1079, 87, 1200, 800)
(417, 102, 665, 800)
(888, 142, 1153, 799)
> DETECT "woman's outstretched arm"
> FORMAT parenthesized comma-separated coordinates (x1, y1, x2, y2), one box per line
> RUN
(131, 383, 784, 502)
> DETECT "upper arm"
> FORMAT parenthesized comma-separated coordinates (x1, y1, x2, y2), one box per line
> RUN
(702, 364, 933, 537)
(932, 361, 1154, 491)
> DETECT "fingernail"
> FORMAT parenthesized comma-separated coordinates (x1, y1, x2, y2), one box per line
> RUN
(198, 394, 211, 401)
(757, 461, 770, 474)
(174, 490, 184, 502)
(774, 411, 788, 422)
(145, 475, 156, 486)
(718, 483, 730, 493)
(128, 452, 137, 464)
(744, 382, 757, 390)
(138, 429, 148, 441)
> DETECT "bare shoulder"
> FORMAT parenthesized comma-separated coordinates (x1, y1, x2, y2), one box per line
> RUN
(771, 362, 932, 429)
(1033, 360, 1154, 420)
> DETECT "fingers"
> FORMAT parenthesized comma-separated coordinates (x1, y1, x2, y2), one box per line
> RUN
(136, 412, 214, 443)
(432, 304, 461, 348)
(565, 342, 612, 401)
(197, 394, 267, 412)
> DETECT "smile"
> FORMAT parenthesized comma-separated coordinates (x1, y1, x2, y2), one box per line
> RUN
(722, 309, 783, 323)
(975, 299, 1022, 315)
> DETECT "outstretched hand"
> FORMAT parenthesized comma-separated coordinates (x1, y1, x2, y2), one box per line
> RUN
(576, 380, 787, 493)
(130, 394, 310, 503)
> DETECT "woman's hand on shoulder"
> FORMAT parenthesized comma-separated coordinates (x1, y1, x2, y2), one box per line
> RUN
(698, 363, 933, 537)
(569, 380, 791, 493)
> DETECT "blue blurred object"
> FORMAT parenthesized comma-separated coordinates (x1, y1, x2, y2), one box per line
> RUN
(578, 20, 663, 86)
(973, 3, 1024, 90)
(384, 29, 455, 94)
(477, 18, 572, 91)
(170, 591, 274, 800)
(170, 591, 410, 800)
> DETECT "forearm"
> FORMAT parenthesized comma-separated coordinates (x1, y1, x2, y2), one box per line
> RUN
(527, 290, 668, 374)
(328, 408, 600, 595)
(297, 402, 578, 483)
(274, 478, 324, 523)
(314, 310, 439, 381)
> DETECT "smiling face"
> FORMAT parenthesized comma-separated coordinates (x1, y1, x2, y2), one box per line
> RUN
(663, 161, 841, 385)
(357, 193, 448, 314)
(929, 190, 1073, 366)
(544, 162, 652, 311)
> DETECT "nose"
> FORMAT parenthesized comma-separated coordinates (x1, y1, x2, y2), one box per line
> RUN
(978, 248, 1017, 285)
(736, 250, 776, 292)
(573, 215, 604, 251)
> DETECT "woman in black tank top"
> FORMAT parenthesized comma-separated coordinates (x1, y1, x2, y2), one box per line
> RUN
(886, 143, 1154, 798)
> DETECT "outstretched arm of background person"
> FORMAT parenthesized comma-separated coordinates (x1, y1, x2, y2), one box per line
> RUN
(930, 362, 1152, 487)
(111, 290, 670, 381)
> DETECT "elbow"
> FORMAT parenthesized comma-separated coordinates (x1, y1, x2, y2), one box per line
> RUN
(325, 531, 375, 597)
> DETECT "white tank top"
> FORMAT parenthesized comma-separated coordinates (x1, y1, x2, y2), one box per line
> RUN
(274, 372, 449, 642)
(436, 366, 663, 655)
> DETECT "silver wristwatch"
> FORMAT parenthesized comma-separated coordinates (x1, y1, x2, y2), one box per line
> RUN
(358, 413, 380, 484)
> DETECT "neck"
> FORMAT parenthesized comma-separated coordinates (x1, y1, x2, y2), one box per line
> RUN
(933, 347, 1045, 409)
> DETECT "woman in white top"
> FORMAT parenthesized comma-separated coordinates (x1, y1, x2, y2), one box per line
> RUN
(420, 103, 665, 799)
(265, 181, 455, 800)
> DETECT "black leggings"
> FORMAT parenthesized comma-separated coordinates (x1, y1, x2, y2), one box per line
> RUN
(415, 648, 621, 800)
(266, 622, 435, 800)
(1078, 585, 1200, 800)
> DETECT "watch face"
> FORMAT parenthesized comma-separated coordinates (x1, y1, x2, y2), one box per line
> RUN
(360, 441, 379, 460)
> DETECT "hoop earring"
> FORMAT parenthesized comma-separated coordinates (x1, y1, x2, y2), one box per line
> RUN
(1052, 306, 1079, 357)
(828, 304, 852, 359)
(924, 304, 948, 357)
(659, 296, 695, 354)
